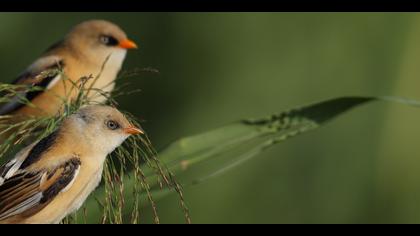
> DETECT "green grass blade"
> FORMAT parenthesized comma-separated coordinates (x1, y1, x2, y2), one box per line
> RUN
(75, 96, 378, 223)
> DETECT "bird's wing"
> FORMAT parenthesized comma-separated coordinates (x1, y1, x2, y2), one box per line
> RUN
(0, 55, 65, 115)
(0, 157, 80, 221)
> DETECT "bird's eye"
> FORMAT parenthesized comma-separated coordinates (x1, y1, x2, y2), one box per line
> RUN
(100, 35, 119, 46)
(106, 120, 120, 130)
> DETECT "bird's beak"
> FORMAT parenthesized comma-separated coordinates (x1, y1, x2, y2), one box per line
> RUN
(124, 125, 144, 135)
(119, 39, 138, 49)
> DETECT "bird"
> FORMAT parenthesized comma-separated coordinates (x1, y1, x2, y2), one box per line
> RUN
(0, 19, 138, 118)
(0, 105, 143, 224)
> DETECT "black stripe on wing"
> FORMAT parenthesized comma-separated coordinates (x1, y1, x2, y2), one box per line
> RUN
(0, 157, 80, 222)
(20, 130, 60, 170)
(41, 158, 81, 203)
(0, 60, 64, 115)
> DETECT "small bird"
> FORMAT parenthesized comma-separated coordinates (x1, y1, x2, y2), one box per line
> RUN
(0, 20, 138, 117)
(0, 105, 143, 224)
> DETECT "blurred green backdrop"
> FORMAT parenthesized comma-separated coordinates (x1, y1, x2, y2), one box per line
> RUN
(1, 13, 420, 223)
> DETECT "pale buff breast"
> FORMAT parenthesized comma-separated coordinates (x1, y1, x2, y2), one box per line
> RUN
(15, 51, 126, 117)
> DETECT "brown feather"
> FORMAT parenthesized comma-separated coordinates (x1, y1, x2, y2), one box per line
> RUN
(0, 158, 80, 223)
(0, 175, 41, 202)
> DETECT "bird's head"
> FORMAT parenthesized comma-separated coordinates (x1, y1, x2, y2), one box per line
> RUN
(65, 105, 143, 154)
(65, 20, 138, 65)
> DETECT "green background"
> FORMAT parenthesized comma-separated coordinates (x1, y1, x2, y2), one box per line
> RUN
(1, 13, 420, 223)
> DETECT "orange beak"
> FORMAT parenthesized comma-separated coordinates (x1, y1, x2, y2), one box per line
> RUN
(123, 125, 144, 135)
(118, 39, 138, 49)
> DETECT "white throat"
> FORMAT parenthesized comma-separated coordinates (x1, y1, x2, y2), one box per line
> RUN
(105, 49, 127, 72)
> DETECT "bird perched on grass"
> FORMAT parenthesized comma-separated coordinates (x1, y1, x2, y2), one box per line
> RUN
(0, 105, 143, 224)
(0, 20, 138, 117)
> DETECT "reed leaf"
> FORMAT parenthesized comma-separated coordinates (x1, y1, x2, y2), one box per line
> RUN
(2, 61, 420, 224)
(72, 97, 375, 222)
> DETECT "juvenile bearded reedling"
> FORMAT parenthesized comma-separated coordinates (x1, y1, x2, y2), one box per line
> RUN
(0, 19, 138, 117)
(0, 105, 143, 224)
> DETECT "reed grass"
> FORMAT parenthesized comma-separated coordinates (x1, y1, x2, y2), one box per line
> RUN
(0, 59, 190, 224)
(2, 58, 420, 224)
